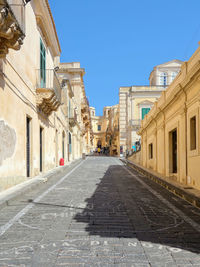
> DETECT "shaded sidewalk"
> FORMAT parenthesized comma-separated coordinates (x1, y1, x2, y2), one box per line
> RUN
(124, 159, 200, 209)
(0, 159, 82, 209)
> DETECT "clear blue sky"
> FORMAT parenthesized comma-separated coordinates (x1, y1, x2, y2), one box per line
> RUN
(49, 0, 200, 116)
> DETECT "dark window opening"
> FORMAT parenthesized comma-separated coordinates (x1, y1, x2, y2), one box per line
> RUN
(190, 116, 196, 150)
(26, 117, 31, 177)
(40, 127, 43, 172)
(149, 143, 153, 159)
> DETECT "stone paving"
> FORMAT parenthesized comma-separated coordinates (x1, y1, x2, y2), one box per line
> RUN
(0, 156, 200, 266)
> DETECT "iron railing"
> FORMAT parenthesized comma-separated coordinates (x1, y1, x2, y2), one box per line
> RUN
(129, 119, 141, 127)
(69, 109, 77, 121)
(36, 69, 62, 103)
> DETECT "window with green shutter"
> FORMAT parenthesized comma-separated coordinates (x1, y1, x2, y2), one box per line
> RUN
(142, 108, 150, 120)
(40, 39, 46, 87)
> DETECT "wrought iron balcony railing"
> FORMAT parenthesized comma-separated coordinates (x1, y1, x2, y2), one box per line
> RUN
(129, 119, 141, 129)
(36, 69, 62, 116)
(69, 109, 78, 127)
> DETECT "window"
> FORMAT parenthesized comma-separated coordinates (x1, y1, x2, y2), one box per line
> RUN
(69, 132, 72, 153)
(171, 72, 177, 82)
(169, 129, 177, 173)
(141, 108, 150, 120)
(160, 72, 167, 86)
(149, 143, 153, 159)
(98, 125, 101, 131)
(62, 131, 65, 159)
(40, 39, 46, 87)
(190, 116, 196, 150)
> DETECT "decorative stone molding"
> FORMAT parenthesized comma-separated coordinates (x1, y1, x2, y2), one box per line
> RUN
(81, 103, 88, 114)
(36, 15, 51, 48)
(69, 111, 78, 127)
(83, 114, 89, 122)
(36, 69, 61, 116)
(36, 88, 60, 116)
(0, 0, 25, 57)
(70, 79, 82, 86)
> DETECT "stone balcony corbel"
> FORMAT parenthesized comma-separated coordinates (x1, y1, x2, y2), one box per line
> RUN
(36, 69, 62, 116)
(69, 110, 78, 127)
(0, 0, 25, 57)
(0, 6, 8, 26)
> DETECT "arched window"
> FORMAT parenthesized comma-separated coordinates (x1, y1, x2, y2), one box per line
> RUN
(160, 72, 167, 86)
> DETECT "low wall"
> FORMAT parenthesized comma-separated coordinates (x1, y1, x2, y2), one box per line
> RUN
(128, 151, 141, 165)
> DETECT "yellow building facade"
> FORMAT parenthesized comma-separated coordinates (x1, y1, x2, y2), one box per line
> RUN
(138, 46, 200, 190)
(119, 60, 182, 156)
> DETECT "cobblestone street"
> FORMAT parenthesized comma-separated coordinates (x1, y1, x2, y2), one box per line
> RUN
(0, 157, 200, 266)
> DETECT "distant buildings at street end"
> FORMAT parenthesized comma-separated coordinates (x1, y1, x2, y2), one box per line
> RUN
(90, 105, 119, 156)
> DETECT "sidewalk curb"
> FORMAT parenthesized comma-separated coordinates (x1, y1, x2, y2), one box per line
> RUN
(122, 159, 200, 209)
(0, 159, 82, 209)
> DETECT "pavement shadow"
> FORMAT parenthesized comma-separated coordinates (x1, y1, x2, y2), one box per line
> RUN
(74, 164, 200, 254)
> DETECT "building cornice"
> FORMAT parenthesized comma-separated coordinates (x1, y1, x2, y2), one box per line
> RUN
(35, 0, 61, 56)
(45, 0, 61, 53)
(139, 47, 200, 133)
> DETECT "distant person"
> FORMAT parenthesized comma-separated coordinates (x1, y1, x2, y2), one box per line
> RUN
(97, 147, 101, 155)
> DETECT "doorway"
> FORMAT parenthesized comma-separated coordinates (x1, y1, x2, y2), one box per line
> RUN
(62, 131, 65, 159)
(26, 117, 31, 177)
(169, 128, 177, 174)
(97, 140, 102, 148)
(55, 130, 58, 166)
(40, 127, 43, 172)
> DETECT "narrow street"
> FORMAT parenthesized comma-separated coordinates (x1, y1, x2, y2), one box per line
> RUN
(0, 157, 200, 267)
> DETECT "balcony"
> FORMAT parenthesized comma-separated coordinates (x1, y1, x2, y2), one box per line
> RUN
(0, 0, 25, 57)
(129, 119, 141, 130)
(83, 114, 89, 123)
(81, 103, 88, 114)
(36, 69, 61, 116)
(69, 110, 78, 127)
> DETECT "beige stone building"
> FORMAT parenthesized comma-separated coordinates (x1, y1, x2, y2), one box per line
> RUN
(119, 60, 183, 156)
(0, 0, 92, 191)
(138, 46, 200, 190)
(90, 105, 119, 155)
(57, 63, 93, 160)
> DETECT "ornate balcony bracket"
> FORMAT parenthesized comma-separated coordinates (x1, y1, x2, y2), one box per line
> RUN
(0, 0, 25, 57)
(69, 117, 77, 128)
(81, 102, 88, 115)
(83, 114, 89, 123)
(69, 110, 78, 127)
(36, 88, 60, 116)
